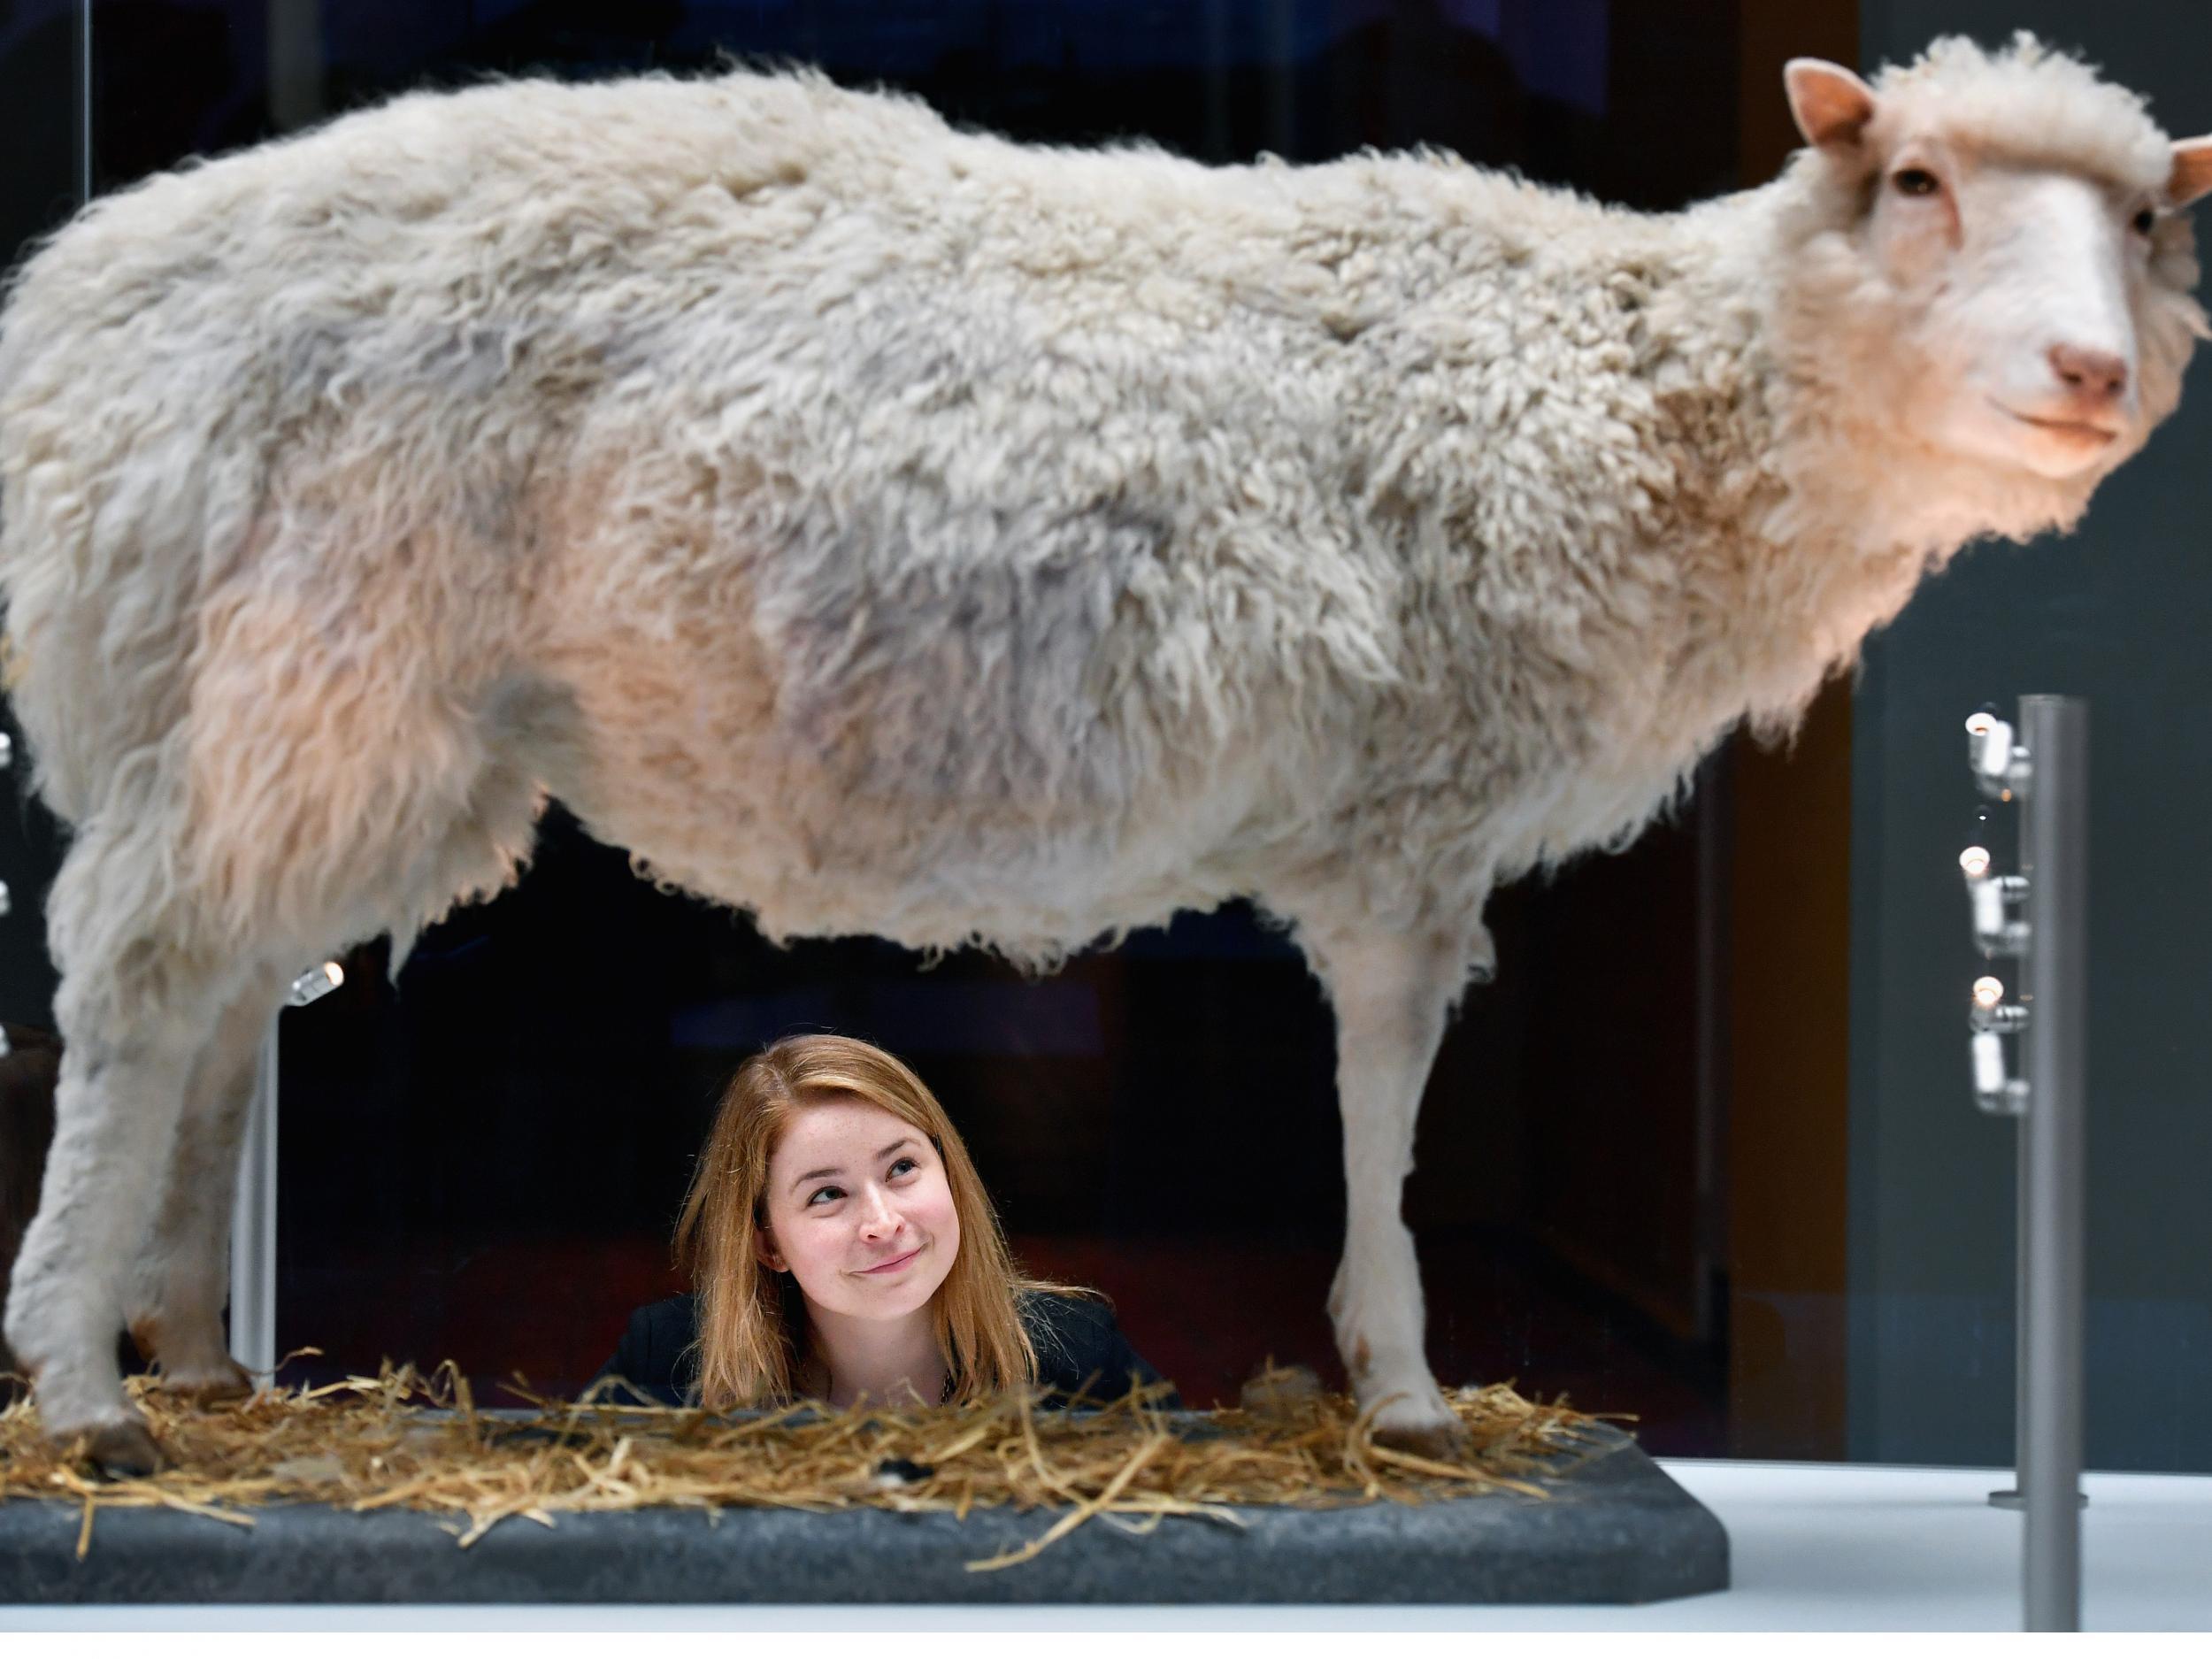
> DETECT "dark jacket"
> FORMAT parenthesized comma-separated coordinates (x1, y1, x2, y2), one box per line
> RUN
(595, 1288, 1176, 1409)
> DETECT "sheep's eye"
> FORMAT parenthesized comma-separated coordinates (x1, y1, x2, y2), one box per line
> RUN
(2133, 206, 2158, 236)
(1892, 168, 1940, 197)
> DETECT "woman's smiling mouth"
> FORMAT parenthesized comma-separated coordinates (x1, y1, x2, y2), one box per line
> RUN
(858, 1244, 924, 1276)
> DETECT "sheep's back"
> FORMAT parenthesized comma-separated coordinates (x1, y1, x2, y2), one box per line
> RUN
(0, 64, 1727, 941)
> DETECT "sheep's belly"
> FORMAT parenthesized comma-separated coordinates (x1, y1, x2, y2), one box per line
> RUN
(557, 690, 1281, 958)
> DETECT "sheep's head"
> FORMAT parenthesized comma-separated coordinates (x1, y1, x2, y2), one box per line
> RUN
(1778, 34, 2211, 496)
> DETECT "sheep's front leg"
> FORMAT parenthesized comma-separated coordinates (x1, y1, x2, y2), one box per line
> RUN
(1310, 924, 1486, 1459)
(125, 974, 285, 1402)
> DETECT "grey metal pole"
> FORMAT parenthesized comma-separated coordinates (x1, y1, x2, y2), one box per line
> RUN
(1265, 0, 1294, 157)
(1202, 0, 1231, 162)
(75, 1, 92, 204)
(2017, 1085, 2032, 1478)
(1989, 1098, 2031, 1510)
(227, 1023, 280, 1379)
(266, 1, 326, 132)
(2019, 695, 2087, 1632)
(1992, 1120, 2029, 1506)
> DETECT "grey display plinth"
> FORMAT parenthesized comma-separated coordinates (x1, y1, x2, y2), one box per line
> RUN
(0, 1424, 1724, 1605)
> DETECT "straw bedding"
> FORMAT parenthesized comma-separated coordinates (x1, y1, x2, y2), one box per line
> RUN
(0, 1360, 1617, 1571)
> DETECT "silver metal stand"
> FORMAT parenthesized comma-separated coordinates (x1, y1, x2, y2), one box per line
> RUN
(1959, 697, 2089, 1632)
(266, 0, 326, 132)
(227, 1022, 280, 1379)
(75, 1, 92, 203)
(226, 964, 343, 1378)
(2019, 695, 2088, 1632)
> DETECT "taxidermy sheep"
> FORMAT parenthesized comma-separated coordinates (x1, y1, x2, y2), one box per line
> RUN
(2, 33, 2208, 1472)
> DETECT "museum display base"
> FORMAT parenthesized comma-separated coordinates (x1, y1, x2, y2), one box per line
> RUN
(0, 1423, 1724, 1605)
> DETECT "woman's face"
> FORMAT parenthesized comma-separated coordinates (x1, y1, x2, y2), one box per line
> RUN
(757, 1095, 960, 1322)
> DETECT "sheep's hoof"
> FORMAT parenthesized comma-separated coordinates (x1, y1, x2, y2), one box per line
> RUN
(150, 1359, 255, 1405)
(73, 1420, 163, 1480)
(1371, 1413, 1472, 1463)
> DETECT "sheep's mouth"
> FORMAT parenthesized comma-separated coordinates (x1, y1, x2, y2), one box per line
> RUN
(1991, 401, 2122, 445)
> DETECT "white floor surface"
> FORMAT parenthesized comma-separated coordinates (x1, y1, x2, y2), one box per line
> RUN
(3, 1459, 2207, 1631)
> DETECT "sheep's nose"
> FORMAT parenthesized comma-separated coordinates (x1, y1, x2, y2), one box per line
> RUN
(2047, 343, 2129, 409)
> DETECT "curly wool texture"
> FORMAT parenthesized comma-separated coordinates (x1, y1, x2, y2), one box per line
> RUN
(0, 38, 2200, 987)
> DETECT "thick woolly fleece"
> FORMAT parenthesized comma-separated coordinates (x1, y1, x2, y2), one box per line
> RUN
(0, 35, 2200, 1453)
(0, 37, 2199, 978)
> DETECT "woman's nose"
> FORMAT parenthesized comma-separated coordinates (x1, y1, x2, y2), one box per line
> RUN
(857, 1185, 900, 1237)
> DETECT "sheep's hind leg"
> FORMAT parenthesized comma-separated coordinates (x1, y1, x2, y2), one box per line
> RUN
(124, 968, 288, 1404)
(1304, 922, 1485, 1460)
(2, 849, 241, 1475)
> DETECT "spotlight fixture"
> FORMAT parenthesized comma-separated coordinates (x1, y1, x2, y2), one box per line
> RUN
(1966, 710, 2030, 801)
(285, 960, 345, 1008)
(1961, 848, 2030, 956)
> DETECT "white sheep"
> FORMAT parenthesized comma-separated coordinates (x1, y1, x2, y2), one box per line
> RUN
(2, 34, 2207, 1473)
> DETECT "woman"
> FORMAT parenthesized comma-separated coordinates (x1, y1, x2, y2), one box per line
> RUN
(598, 1033, 1171, 1410)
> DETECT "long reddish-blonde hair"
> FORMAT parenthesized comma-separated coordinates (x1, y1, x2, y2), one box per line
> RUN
(674, 1033, 1080, 1409)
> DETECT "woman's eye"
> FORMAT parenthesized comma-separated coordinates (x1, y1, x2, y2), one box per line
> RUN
(888, 1156, 918, 1178)
(1892, 168, 1940, 197)
(2134, 206, 2158, 236)
(807, 1186, 843, 1206)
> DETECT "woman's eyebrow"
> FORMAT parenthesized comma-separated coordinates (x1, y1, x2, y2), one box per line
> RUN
(789, 1138, 917, 1192)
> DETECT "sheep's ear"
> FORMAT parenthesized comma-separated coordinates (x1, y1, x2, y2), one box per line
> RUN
(2170, 137, 2212, 208)
(1785, 58, 1878, 150)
